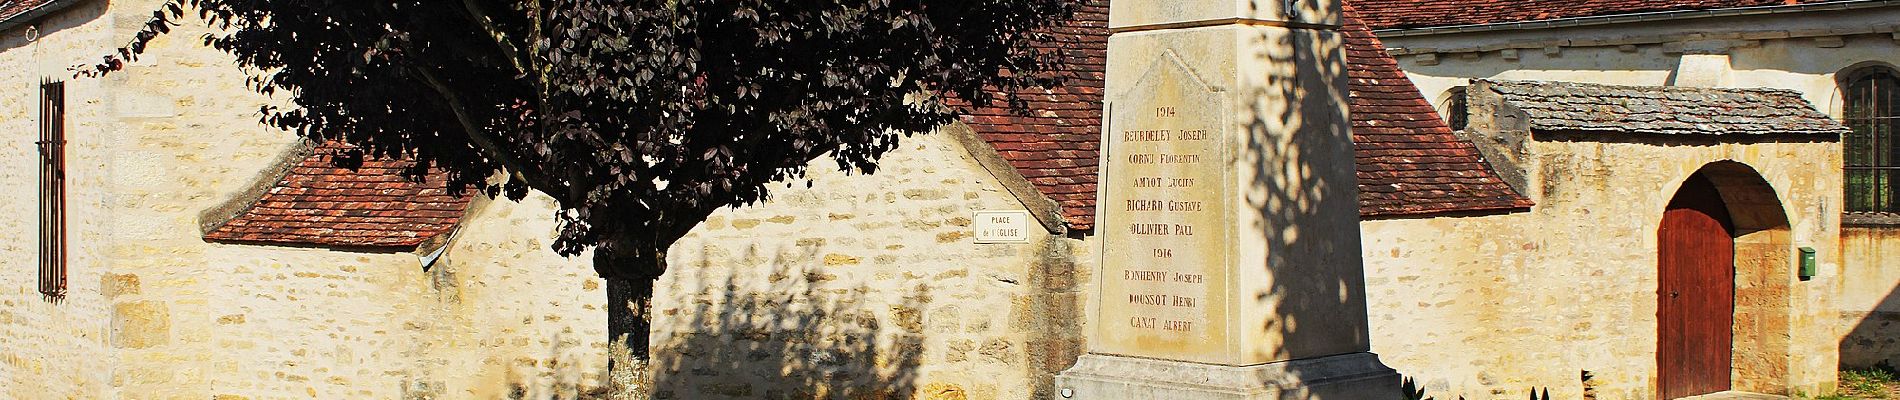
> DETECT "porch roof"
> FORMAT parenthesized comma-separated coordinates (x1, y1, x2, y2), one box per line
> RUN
(1480, 80, 1851, 136)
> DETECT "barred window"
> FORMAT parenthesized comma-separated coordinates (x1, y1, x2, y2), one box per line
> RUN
(39, 79, 66, 299)
(1844, 66, 1899, 214)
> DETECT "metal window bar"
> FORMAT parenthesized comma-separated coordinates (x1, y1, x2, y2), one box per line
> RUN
(1445, 86, 1469, 132)
(38, 79, 65, 299)
(1845, 68, 1898, 214)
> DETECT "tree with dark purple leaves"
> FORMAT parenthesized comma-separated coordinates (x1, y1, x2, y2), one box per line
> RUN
(83, 0, 1072, 371)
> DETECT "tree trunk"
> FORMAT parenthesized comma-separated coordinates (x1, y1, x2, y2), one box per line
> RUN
(607, 275, 655, 362)
(599, 238, 664, 393)
(603, 274, 656, 395)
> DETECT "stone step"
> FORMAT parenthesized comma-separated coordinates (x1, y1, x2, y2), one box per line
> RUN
(1679, 391, 1789, 400)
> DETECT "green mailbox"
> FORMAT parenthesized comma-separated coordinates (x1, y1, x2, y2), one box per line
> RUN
(1798, 247, 1817, 280)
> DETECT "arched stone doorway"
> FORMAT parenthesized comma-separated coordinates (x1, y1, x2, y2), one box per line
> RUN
(1656, 161, 1794, 399)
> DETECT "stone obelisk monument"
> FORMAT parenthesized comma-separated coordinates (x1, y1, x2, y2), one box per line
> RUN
(1055, 0, 1399, 398)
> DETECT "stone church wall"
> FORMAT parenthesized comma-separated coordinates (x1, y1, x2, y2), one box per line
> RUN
(0, 1, 120, 398)
(0, 1, 611, 398)
(1838, 227, 1900, 369)
(1362, 137, 1842, 399)
(1380, 12, 1900, 381)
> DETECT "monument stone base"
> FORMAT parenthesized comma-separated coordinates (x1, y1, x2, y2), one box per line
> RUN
(1053, 352, 1400, 400)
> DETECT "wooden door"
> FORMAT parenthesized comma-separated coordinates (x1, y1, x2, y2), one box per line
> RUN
(1657, 175, 1735, 399)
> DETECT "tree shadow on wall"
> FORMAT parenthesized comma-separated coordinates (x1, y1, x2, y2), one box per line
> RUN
(1238, 13, 1389, 399)
(644, 244, 926, 400)
(407, 330, 607, 400)
(428, 243, 930, 400)
(389, 258, 613, 400)
(1840, 283, 1900, 370)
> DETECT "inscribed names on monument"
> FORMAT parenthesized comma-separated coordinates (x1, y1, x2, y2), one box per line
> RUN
(1097, 54, 1231, 362)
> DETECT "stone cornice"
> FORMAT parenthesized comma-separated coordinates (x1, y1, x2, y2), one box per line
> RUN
(1378, 4, 1900, 64)
(1391, 26, 1900, 59)
(1373, 0, 1900, 38)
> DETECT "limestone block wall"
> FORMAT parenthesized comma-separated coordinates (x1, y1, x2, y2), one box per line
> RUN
(102, 5, 320, 398)
(0, 2, 132, 398)
(177, 127, 1100, 400)
(372, 127, 1099, 400)
(1838, 227, 1900, 369)
(50, 13, 622, 400)
(650, 131, 1094, 400)
(0, 1, 613, 398)
(1363, 138, 1842, 399)
(136, 192, 607, 400)
(381, 193, 612, 399)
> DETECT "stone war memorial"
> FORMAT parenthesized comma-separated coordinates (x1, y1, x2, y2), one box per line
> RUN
(1057, 0, 1400, 398)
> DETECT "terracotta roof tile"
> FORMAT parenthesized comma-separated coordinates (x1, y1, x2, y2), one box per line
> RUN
(1352, 0, 1826, 30)
(1344, 7, 1536, 217)
(1, 0, 58, 25)
(958, 0, 1108, 230)
(203, 146, 470, 249)
(958, 2, 1530, 226)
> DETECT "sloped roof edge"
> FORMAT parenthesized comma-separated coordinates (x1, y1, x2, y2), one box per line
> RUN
(956, 0, 1108, 231)
(202, 145, 471, 251)
(1344, 6, 1537, 218)
(0, 0, 81, 32)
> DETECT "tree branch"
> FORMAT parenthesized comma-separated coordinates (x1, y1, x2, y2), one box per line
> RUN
(455, 0, 529, 76)
(407, 63, 571, 202)
(454, 0, 558, 179)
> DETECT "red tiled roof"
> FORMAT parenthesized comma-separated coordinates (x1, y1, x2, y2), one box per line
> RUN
(1353, 0, 1821, 30)
(0, 0, 55, 22)
(958, 0, 1108, 230)
(958, 2, 1528, 227)
(206, 2, 1522, 245)
(1344, 6, 1535, 217)
(203, 147, 470, 249)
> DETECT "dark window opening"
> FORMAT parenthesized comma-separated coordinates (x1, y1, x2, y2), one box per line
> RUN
(1443, 86, 1469, 131)
(38, 79, 66, 300)
(1844, 66, 1899, 214)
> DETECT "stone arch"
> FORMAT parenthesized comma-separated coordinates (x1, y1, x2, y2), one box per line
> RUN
(1837, 61, 1899, 85)
(1436, 85, 1469, 131)
(1687, 160, 1795, 395)
(1827, 60, 1900, 119)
